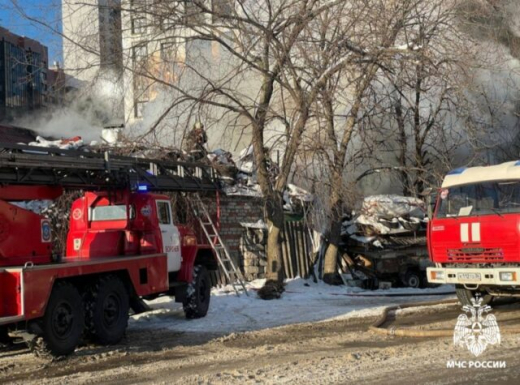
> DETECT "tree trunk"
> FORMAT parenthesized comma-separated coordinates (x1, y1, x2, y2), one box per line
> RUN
(323, 190, 343, 285)
(265, 191, 285, 282)
(321, 63, 378, 285)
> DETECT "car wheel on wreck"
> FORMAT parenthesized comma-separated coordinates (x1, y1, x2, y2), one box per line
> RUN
(403, 269, 423, 288)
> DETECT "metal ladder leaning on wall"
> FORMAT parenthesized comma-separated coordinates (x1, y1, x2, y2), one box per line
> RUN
(191, 193, 249, 296)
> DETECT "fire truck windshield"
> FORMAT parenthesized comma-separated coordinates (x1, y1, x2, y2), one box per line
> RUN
(436, 180, 520, 218)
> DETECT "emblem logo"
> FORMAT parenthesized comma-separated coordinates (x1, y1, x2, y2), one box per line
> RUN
(41, 219, 52, 243)
(72, 208, 82, 220)
(454, 296, 501, 357)
(141, 205, 152, 217)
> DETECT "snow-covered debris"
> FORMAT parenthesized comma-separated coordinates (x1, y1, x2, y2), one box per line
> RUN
(208, 148, 234, 165)
(237, 144, 254, 162)
(216, 145, 309, 211)
(394, 44, 423, 51)
(350, 235, 376, 244)
(10, 200, 53, 215)
(208, 149, 237, 179)
(341, 195, 427, 250)
(356, 214, 397, 235)
(361, 195, 425, 219)
(286, 184, 313, 202)
(240, 219, 267, 229)
(223, 184, 263, 197)
(283, 184, 314, 213)
(236, 146, 255, 174)
(28, 135, 84, 150)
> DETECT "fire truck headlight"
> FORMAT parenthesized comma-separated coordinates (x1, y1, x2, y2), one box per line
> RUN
(500, 272, 516, 282)
(182, 235, 197, 246)
(431, 270, 444, 281)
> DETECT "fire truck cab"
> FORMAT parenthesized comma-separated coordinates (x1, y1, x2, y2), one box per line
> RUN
(427, 162, 520, 305)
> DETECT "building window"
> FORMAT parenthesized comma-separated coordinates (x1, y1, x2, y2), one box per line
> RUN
(152, 0, 180, 30)
(160, 42, 176, 60)
(133, 75, 150, 98)
(132, 44, 148, 66)
(161, 16, 175, 31)
(131, 17, 147, 34)
(134, 100, 146, 118)
(212, 0, 233, 23)
(184, 0, 204, 24)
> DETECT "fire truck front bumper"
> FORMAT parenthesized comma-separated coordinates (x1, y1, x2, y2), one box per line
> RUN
(427, 267, 520, 286)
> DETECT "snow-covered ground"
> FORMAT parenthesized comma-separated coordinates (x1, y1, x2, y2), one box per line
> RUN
(131, 278, 455, 334)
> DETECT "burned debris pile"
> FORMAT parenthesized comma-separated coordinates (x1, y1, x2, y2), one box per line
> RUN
(339, 195, 432, 289)
(342, 195, 428, 249)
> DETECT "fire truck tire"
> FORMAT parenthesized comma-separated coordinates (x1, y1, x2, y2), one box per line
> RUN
(183, 265, 211, 319)
(0, 327, 12, 348)
(85, 275, 129, 345)
(455, 285, 493, 306)
(36, 281, 85, 357)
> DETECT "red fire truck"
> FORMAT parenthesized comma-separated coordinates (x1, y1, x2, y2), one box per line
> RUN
(0, 143, 242, 357)
(427, 162, 520, 305)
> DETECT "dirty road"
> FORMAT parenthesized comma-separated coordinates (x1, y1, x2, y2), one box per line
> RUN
(2, 299, 520, 385)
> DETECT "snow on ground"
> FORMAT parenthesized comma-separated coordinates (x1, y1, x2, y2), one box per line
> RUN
(131, 278, 455, 334)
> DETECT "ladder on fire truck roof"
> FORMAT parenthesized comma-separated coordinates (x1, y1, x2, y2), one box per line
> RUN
(0, 142, 218, 192)
(191, 193, 248, 296)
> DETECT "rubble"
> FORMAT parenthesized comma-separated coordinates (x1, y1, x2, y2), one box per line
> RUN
(27, 135, 85, 150)
(361, 195, 425, 220)
(257, 279, 285, 300)
(208, 145, 313, 212)
(283, 183, 314, 213)
(19, 133, 313, 212)
(212, 144, 262, 197)
(10, 200, 53, 215)
(342, 194, 427, 246)
(240, 219, 267, 229)
(338, 195, 431, 289)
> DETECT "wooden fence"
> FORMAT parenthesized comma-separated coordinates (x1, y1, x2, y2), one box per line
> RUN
(210, 219, 316, 286)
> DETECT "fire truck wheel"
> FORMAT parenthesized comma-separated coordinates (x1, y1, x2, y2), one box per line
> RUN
(85, 276, 129, 345)
(455, 285, 493, 306)
(183, 265, 211, 319)
(38, 282, 85, 357)
(0, 327, 13, 348)
(403, 270, 422, 288)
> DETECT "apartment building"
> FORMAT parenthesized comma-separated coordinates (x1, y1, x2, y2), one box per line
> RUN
(62, 0, 125, 124)
(0, 26, 49, 121)
(62, 0, 220, 124)
(62, 0, 253, 153)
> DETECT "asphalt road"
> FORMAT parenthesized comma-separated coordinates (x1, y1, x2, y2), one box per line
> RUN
(2, 300, 520, 384)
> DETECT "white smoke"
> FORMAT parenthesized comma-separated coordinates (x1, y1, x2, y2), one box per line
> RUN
(14, 70, 124, 144)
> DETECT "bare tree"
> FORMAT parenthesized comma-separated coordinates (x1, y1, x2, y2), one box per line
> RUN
(49, 0, 358, 295)
(9, 0, 520, 292)
(299, 0, 433, 283)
